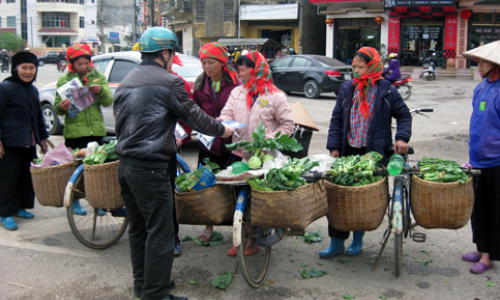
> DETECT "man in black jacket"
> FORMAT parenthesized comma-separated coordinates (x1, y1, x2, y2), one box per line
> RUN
(114, 27, 233, 300)
(0, 49, 9, 71)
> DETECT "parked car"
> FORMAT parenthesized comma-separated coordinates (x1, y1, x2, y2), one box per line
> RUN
(39, 51, 204, 135)
(37, 51, 66, 66)
(269, 55, 353, 99)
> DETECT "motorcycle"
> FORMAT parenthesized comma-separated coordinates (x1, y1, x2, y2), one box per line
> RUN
(0, 61, 8, 73)
(422, 53, 437, 81)
(392, 77, 413, 101)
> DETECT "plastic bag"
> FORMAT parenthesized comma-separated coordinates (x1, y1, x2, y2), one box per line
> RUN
(31, 142, 74, 168)
(85, 141, 99, 156)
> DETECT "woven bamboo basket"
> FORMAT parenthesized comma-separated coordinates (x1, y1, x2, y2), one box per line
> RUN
(175, 185, 234, 225)
(325, 177, 388, 232)
(31, 161, 79, 207)
(249, 180, 328, 230)
(410, 175, 473, 229)
(84, 161, 124, 210)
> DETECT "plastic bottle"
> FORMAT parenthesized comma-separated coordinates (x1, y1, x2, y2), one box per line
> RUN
(387, 154, 404, 176)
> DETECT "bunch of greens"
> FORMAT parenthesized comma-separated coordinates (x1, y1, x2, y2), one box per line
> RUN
(327, 152, 384, 186)
(417, 157, 470, 184)
(175, 159, 219, 192)
(298, 267, 328, 279)
(247, 157, 319, 191)
(225, 122, 303, 169)
(83, 140, 118, 165)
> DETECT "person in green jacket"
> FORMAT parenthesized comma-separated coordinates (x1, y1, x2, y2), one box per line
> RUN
(54, 43, 112, 216)
(54, 43, 112, 150)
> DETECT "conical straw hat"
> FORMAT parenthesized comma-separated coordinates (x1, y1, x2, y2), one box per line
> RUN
(462, 40, 500, 66)
(290, 102, 319, 131)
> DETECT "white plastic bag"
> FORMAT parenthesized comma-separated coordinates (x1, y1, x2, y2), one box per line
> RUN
(31, 142, 74, 168)
(85, 141, 99, 156)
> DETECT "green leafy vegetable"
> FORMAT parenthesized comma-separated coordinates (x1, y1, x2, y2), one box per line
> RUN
(175, 159, 219, 192)
(181, 231, 224, 246)
(83, 139, 118, 165)
(298, 267, 328, 279)
(327, 152, 384, 186)
(417, 157, 470, 184)
(210, 271, 233, 290)
(301, 230, 323, 243)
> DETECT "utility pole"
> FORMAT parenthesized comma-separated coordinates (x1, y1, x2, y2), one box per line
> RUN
(133, 0, 137, 43)
(99, 0, 105, 53)
(149, 0, 155, 27)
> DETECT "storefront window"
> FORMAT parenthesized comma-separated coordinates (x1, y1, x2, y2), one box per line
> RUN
(334, 18, 380, 65)
(400, 18, 444, 66)
(467, 13, 500, 66)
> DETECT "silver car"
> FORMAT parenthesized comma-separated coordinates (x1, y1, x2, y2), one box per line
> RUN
(39, 51, 203, 135)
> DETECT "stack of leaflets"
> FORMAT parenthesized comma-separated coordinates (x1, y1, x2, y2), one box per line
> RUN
(56, 78, 97, 117)
(198, 121, 246, 150)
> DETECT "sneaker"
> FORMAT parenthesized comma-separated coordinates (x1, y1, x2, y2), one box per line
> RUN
(174, 240, 182, 257)
(72, 200, 87, 216)
(1, 217, 18, 230)
(16, 209, 35, 219)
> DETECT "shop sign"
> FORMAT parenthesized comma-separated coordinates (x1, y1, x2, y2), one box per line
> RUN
(384, 0, 455, 8)
(138, 0, 144, 23)
(444, 15, 457, 58)
(108, 32, 120, 43)
(388, 17, 400, 53)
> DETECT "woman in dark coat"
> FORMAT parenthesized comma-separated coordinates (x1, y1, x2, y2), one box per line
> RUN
(194, 42, 240, 242)
(0, 51, 49, 230)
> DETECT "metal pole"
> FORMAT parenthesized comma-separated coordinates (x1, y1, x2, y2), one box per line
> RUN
(30, 16, 33, 47)
(150, 0, 155, 27)
(133, 0, 137, 43)
(237, 0, 240, 39)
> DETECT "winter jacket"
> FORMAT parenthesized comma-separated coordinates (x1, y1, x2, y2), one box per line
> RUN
(54, 68, 113, 139)
(219, 86, 295, 156)
(0, 79, 49, 147)
(327, 79, 411, 159)
(193, 72, 240, 156)
(383, 59, 401, 81)
(114, 60, 225, 168)
(469, 78, 500, 168)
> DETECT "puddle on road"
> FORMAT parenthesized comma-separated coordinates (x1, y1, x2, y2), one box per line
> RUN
(43, 237, 61, 246)
(444, 134, 469, 142)
(416, 281, 431, 289)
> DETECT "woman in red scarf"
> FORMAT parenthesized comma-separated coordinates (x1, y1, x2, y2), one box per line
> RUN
(54, 44, 113, 215)
(219, 51, 295, 256)
(321, 47, 411, 258)
(194, 42, 241, 242)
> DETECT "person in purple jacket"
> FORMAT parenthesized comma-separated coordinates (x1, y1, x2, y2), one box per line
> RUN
(461, 41, 500, 275)
(382, 53, 401, 83)
(194, 42, 241, 242)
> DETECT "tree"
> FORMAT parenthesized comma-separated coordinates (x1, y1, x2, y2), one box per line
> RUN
(0, 32, 25, 51)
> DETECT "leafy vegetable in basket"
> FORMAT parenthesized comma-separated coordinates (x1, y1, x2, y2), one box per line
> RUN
(247, 157, 319, 191)
(225, 122, 303, 169)
(417, 157, 470, 184)
(327, 152, 384, 187)
(83, 139, 118, 165)
(175, 159, 220, 192)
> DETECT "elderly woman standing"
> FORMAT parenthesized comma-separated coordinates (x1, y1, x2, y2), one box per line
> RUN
(461, 41, 500, 274)
(194, 42, 240, 242)
(0, 52, 49, 230)
(220, 51, 295, 256)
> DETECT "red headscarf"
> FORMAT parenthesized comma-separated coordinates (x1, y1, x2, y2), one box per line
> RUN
(352, 47, 383, 118)
(199, 42, 238, 84)
(66, 43, 95, 86)
(242, 51, 280, 110)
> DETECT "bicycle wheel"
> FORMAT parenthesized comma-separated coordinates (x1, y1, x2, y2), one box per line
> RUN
(66, 166, 128, 250)
(392, 176, 405, 277)
(235, 188, 271, 288)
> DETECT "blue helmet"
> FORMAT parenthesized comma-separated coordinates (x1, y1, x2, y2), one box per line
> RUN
(139, 27, 178, 53)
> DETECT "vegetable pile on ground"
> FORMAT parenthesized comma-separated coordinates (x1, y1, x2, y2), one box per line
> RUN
(417, 157, 470, 184)
(247, 157, 318, 191)
(175, 159, 219, 192)
(225, 121, 303, 169)
(83, 139, 118, 165)
(327, 152, 384, 186)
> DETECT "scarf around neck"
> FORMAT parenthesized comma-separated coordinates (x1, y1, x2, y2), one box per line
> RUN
(352, 47, 383, 118)
(199, 42, 238, 85)
(242, 51, 279, 110)
(66, 43, 95, 86)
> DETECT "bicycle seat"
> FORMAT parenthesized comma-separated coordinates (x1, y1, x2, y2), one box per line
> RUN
(101, 136, 117, 144)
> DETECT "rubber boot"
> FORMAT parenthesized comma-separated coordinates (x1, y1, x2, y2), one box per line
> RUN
(1, 217, 18, 230)
(346, 231, 364, 256)
(72, 200, 87, 216)
(319, 237, 345, 258)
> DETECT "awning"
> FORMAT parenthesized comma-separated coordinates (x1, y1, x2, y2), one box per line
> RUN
(241, 4, 298, 20)
(384, 0, 456, 17)
(218, 38, 281, 48)
(37, 27, 78, 35)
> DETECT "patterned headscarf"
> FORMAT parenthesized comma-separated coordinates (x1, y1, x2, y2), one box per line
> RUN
(242, 51, 280, 110)
(199, 42, 238, 84)
(66, 43, 95, 86)
(352, 47, 383, 118)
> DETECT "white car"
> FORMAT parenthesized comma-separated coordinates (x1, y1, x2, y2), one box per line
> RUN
(39, 51, 203, 135)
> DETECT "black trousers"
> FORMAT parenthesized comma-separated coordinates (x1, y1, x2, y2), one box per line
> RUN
(118, 162, 175, 300)
(0, 147, 36, 217)
(169, 154, 179, 235)
(65, 136, 103, 150)
(328, 145, 367, 240)
(472, 165, 500, 260)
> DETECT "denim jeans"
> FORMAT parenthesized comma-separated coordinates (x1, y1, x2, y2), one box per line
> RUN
(118, 161, 175, 300)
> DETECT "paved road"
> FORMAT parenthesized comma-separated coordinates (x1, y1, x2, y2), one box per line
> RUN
(1, 65, 496, 300)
